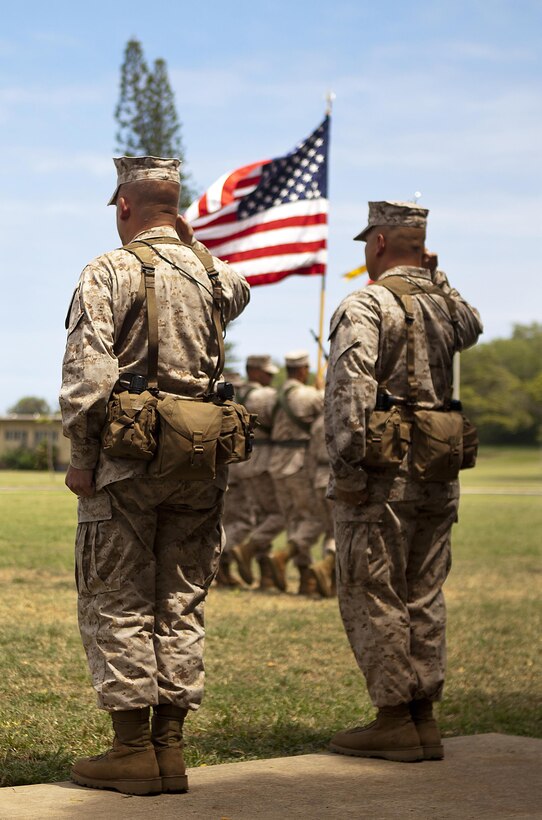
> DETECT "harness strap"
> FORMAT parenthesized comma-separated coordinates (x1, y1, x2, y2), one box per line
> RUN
(118, 236, 226, 396)
(374, 276, 458, 404)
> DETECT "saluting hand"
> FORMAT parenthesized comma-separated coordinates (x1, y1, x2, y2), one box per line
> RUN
(422, 248, 439, 273)
(176, 214, 195, 244)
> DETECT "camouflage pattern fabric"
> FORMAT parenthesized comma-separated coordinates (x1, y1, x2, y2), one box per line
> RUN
(76, 474, 224, 712)
(269, 379, 325, 565)
(61, 223, 249, 713)
(306, 415, 335, 555)
(232, 383, 284, 553)
(222, 467, 255, 552)
(60, 225, 250, 491)
(325, 265, 482, 707)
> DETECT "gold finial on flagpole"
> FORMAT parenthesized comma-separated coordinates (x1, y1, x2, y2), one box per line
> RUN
(325, 90, 336, 115)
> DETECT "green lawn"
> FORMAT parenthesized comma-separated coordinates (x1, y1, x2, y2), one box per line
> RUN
(0, 447, 540, 786)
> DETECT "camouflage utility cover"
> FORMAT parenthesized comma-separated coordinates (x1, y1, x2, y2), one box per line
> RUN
(354, 200, 429, 241)
(108, 156, 181, 205)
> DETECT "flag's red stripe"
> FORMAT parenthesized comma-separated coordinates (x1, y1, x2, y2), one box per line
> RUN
(198, 193, 209, 218)
(246, 263, 326, 286)
(234, 174, 261, 192)
(224, 239, 327, 264)
(221, 161, 268, 207)
(192, 210, 239, 229)
(202, 213, 327, 249)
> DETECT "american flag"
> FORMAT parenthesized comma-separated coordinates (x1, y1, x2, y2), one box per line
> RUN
(185, 117, 329, 286)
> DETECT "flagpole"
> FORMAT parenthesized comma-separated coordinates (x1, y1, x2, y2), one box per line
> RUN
(316, 92, 334, 388)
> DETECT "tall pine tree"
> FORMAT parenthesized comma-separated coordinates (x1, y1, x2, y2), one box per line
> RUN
(114, 39, 194, 210)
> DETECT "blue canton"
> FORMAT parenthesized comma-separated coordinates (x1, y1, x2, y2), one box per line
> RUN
(238, 116, 329, 219)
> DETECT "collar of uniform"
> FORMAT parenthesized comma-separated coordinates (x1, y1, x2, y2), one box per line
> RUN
(379, 265, 431, 282)
(283, 377, 303, 388)
(131, 225, 179, 242)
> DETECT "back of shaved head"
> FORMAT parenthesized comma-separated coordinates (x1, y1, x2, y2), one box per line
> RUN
(119, 179, 180, 217)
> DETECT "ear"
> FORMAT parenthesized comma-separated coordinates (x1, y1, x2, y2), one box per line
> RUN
(117, 196, 130, 222)
(375, 232, 386, 256)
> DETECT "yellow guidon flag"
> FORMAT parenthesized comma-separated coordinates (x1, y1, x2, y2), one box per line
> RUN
(343, 264, 367, 280)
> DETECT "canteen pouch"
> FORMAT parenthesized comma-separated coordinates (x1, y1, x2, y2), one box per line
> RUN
(361, 407, 411, 473)
(461, 413, 478, 470)
(149, 395, 223, 480)
(101, 390, 158, 461)
(411, 409, 463, 481)
(216, 400, 257, 465)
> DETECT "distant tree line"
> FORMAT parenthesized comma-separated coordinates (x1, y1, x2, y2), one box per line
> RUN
(461, 323, 542, 444)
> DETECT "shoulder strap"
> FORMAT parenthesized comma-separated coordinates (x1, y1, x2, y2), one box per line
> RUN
(117, 236, 226, 397)
(121, 244, 159, 390)
(133, 237, 225, 397)
(373, 276, 459, 403)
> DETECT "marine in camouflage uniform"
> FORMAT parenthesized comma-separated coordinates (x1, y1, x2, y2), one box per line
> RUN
(305, 413, 336, 598)
(230, 355, 285, 589)
(325, 201, 482, 762)
(216, 371, 253, 587)
(266, 350, 325, 594)
(60, 156, 250, 794)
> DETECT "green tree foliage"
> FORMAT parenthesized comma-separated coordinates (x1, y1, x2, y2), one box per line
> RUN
(7, 397, 50, 415)
(114, 39, 195, 210)
(461, 323, 542, 444)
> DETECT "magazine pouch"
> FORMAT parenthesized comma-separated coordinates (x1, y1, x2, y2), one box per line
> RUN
(101, 390, 158, 461)
(361, 407, 411, 473)
(215, 400, 257, 465)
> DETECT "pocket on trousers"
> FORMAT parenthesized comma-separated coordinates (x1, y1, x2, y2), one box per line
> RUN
(75, 492, 121, 596)
(335, 522, 371, 586)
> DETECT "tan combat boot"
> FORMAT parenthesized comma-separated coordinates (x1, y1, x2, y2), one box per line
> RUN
(71, 708, 161, 794)
(297, 566, 319, 596)
(309, 552, 336, 598)
(262, 542, 297, 592)
(215, 555, 242, 587)
(257, 552, 276, 590)
(231, 540, 257, 585)
(329, 704, 423, 762)
(152, 704, 189, 792)
(409, 699, 444, 760)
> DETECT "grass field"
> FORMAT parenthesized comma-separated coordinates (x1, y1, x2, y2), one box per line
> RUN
(0, 447, 540, 786)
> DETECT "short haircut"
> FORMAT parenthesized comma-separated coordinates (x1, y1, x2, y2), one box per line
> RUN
(381, 225, 426, 256)
(119, 179, 180, 214)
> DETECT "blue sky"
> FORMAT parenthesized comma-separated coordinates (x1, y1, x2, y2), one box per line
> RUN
(1, 0, 541, 411)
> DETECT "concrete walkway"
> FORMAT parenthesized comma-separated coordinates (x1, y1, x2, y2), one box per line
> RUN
(1, 734, 540, 819)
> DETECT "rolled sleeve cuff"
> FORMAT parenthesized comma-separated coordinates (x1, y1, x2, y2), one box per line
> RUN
(327, 471, 368, 501)
(69, 439, 100, 470)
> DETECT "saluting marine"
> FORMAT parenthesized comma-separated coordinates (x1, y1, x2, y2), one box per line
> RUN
(325, 200, 482, 762)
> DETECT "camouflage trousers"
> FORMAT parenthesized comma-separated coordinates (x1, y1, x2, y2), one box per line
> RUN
(273, 469, 326, 567)
(243, 472, 284, 554)
(314, 486, 336, 555)
(222, 479, 255, 553)
(335, 489, 458, 707)
(75, 475, 224, 712)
